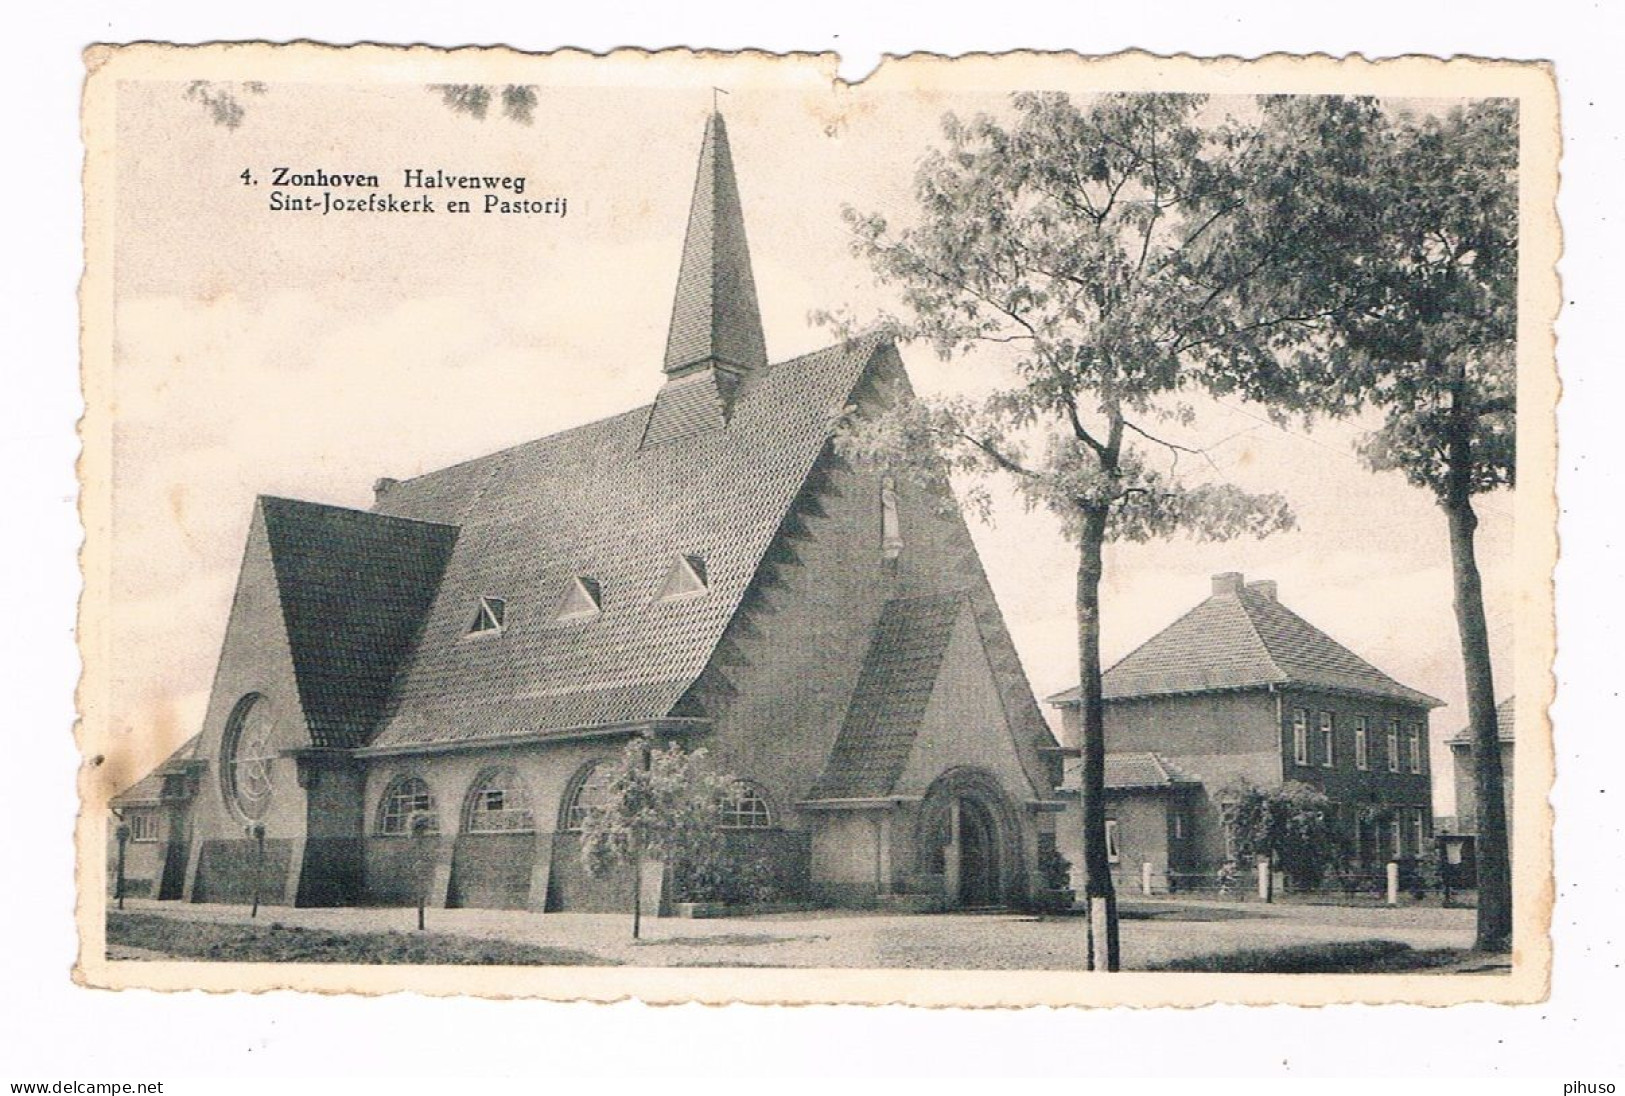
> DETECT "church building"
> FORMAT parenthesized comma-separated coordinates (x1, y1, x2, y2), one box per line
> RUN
(109, 112, 1064, 914)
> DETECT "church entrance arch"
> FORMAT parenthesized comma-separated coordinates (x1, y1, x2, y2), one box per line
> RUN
(916, 768, 1025, 909)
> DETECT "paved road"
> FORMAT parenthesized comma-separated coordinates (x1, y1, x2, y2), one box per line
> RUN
(109, 896, 1478, 970)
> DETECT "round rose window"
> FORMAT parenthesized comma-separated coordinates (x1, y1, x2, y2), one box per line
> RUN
(220, 694, 276, 821)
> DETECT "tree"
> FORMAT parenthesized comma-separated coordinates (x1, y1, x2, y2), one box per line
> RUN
(831, 93, 1374, 970)
(1221, 780, 1345, 890)
(1245, 102, 1518, 952)
(576, 738, 740, 939)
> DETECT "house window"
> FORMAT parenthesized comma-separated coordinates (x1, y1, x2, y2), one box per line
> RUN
(562, 762, 616, 832)
(1319, 711, 1335, 768)
(1408, 724, 1424, 774)
(468, 596, 505, 636)
(1390, 814, 1404, 858)
(1412, 808, 1427, 856)
(657, 554, 708, 601)
(1354, 716, 1370, 770)
(127, 811, 160, 843)
(463, 767, 534, 833)
(1104, 819, 1121, 863)
(880, 475, 904, 561)
(1387, 720, 1401, 773)
(1171, 812, 1186, 841)
(719, 783, 773, 829)
(376, 775, 438, 836)
(1292, 709, 1309, 766)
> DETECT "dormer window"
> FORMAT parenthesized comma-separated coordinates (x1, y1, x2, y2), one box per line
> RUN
(657, 554, 708, 601)
(467, 596, 506, 636)
(556, 576, 603, 622)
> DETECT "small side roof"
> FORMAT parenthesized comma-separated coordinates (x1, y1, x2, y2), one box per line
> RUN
(110, 734, 202, 808)
(1449, 696, 1516, 745)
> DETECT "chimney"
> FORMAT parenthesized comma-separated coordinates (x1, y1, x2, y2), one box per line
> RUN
(1246, 579, 1278, 601)
(372, 477, 398, 504)
(1211, 572, 1245, 597)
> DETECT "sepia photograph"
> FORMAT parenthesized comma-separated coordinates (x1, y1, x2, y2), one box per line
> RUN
(76, 46, 1556, 1007)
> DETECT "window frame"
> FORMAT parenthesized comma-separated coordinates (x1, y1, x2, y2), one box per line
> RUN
(1354, 716, 1370, 771)
(1387, 720, 1401, 773)
(1104, 818, 1121, 863)
(1412, 808, 1427, 856)
(1319, 710, 1335, 768)
(1408, 724, 1424, 774)
(1390, 814, 1404, 858)
(376, 774, 438, 837)
(127, 811, 160, 843)
(561, 761, 616, 832)
(462, 767, 535, 834)
(718, 782, 774, 830)
(1292, 708, 1309, 766)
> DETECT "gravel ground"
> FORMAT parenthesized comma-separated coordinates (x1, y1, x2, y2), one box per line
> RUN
(108, 897, 1477, 970)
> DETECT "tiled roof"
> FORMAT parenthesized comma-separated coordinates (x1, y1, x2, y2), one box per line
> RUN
(1449, 696, 1516, 744)
(1105, 751, 1198, 790)
(366, 335, 888, 750)
(663, 112, 767, 375)
(1047, 580, 1440, 708)
(808, 594, 966, 800)
(111, 734, 201, 807)
(260, 497, 458, 748)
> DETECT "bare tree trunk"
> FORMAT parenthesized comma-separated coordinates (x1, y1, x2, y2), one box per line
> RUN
(1444, 399, 1511, 954)
(1077, 506, 1120, 971)
(632, 845, 643, 941)
(1446, 493, 1512, 952)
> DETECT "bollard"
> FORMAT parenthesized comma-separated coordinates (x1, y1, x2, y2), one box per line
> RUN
(1256, 856, 1273, 903)
(1386, 860, 1400, 907)
(1141, 862, 1153, 896)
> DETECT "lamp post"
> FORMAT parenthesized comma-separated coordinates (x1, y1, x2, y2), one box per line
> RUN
(246, 820, 266, 918)
(114, 820, 130, 911)
(409, 811, 434, 932)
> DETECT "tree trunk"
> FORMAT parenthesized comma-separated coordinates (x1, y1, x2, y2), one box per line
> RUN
(1076, 506, 1120, 971)
(1445, 491, 1512, 953)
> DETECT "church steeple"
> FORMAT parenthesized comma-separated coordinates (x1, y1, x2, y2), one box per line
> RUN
(662, 111, 768, 379)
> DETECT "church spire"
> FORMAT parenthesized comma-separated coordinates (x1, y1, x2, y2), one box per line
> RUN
(662, 111, 768, 378)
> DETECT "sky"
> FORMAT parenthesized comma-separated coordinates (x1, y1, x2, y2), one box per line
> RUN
(104, 72, 1517, 815)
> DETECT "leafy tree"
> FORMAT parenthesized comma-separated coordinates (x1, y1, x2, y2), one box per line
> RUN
(576, 738, 740, 938)
(1221, 780, 1345, 890)
(1236, 101, 1518, 952)
(183, 81, 267, 129)
(429, 84, 539, 125)
(830, 93, 1375, 970)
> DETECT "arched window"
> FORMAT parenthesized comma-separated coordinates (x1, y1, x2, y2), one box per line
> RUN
(376, 775, 438, 836)
(463, 767, 534, 833)
(562, 761, 616, 831)
(719, 782, 773, 829)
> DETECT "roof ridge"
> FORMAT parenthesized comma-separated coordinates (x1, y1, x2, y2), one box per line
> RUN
(261, 494, 459, 531)
(1231, 587, 1290, 684)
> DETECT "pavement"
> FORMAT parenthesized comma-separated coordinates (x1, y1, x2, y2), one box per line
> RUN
(108, 895, 1483, 971)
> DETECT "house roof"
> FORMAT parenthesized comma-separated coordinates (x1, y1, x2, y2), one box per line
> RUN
(1105, 751, 1199, 790)
(111, 734, 201, 807)
(365, 334, 889, 751)
(808, 593, 967, 800)
(260, 497, 458, 749)
(1449, 696, 1516, 745)
(1045, 574, 1440, 709)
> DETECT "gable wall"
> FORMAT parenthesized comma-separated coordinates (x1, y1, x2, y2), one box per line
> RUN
(183, 503, 314, 904)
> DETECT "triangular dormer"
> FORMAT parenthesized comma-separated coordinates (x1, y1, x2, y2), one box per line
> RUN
(556, 576, 603, 621)
(643, 112, 766, 448)
(656, 554, 708, 601)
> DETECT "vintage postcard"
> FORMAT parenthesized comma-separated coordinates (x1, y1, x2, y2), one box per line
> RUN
(77, 44, 1557, 1006)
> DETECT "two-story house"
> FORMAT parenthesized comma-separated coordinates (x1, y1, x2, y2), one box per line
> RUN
(1047, 572, 1440, 891)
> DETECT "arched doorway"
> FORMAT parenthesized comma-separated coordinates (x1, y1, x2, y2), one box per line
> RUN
(916, 767, 1026, 909)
